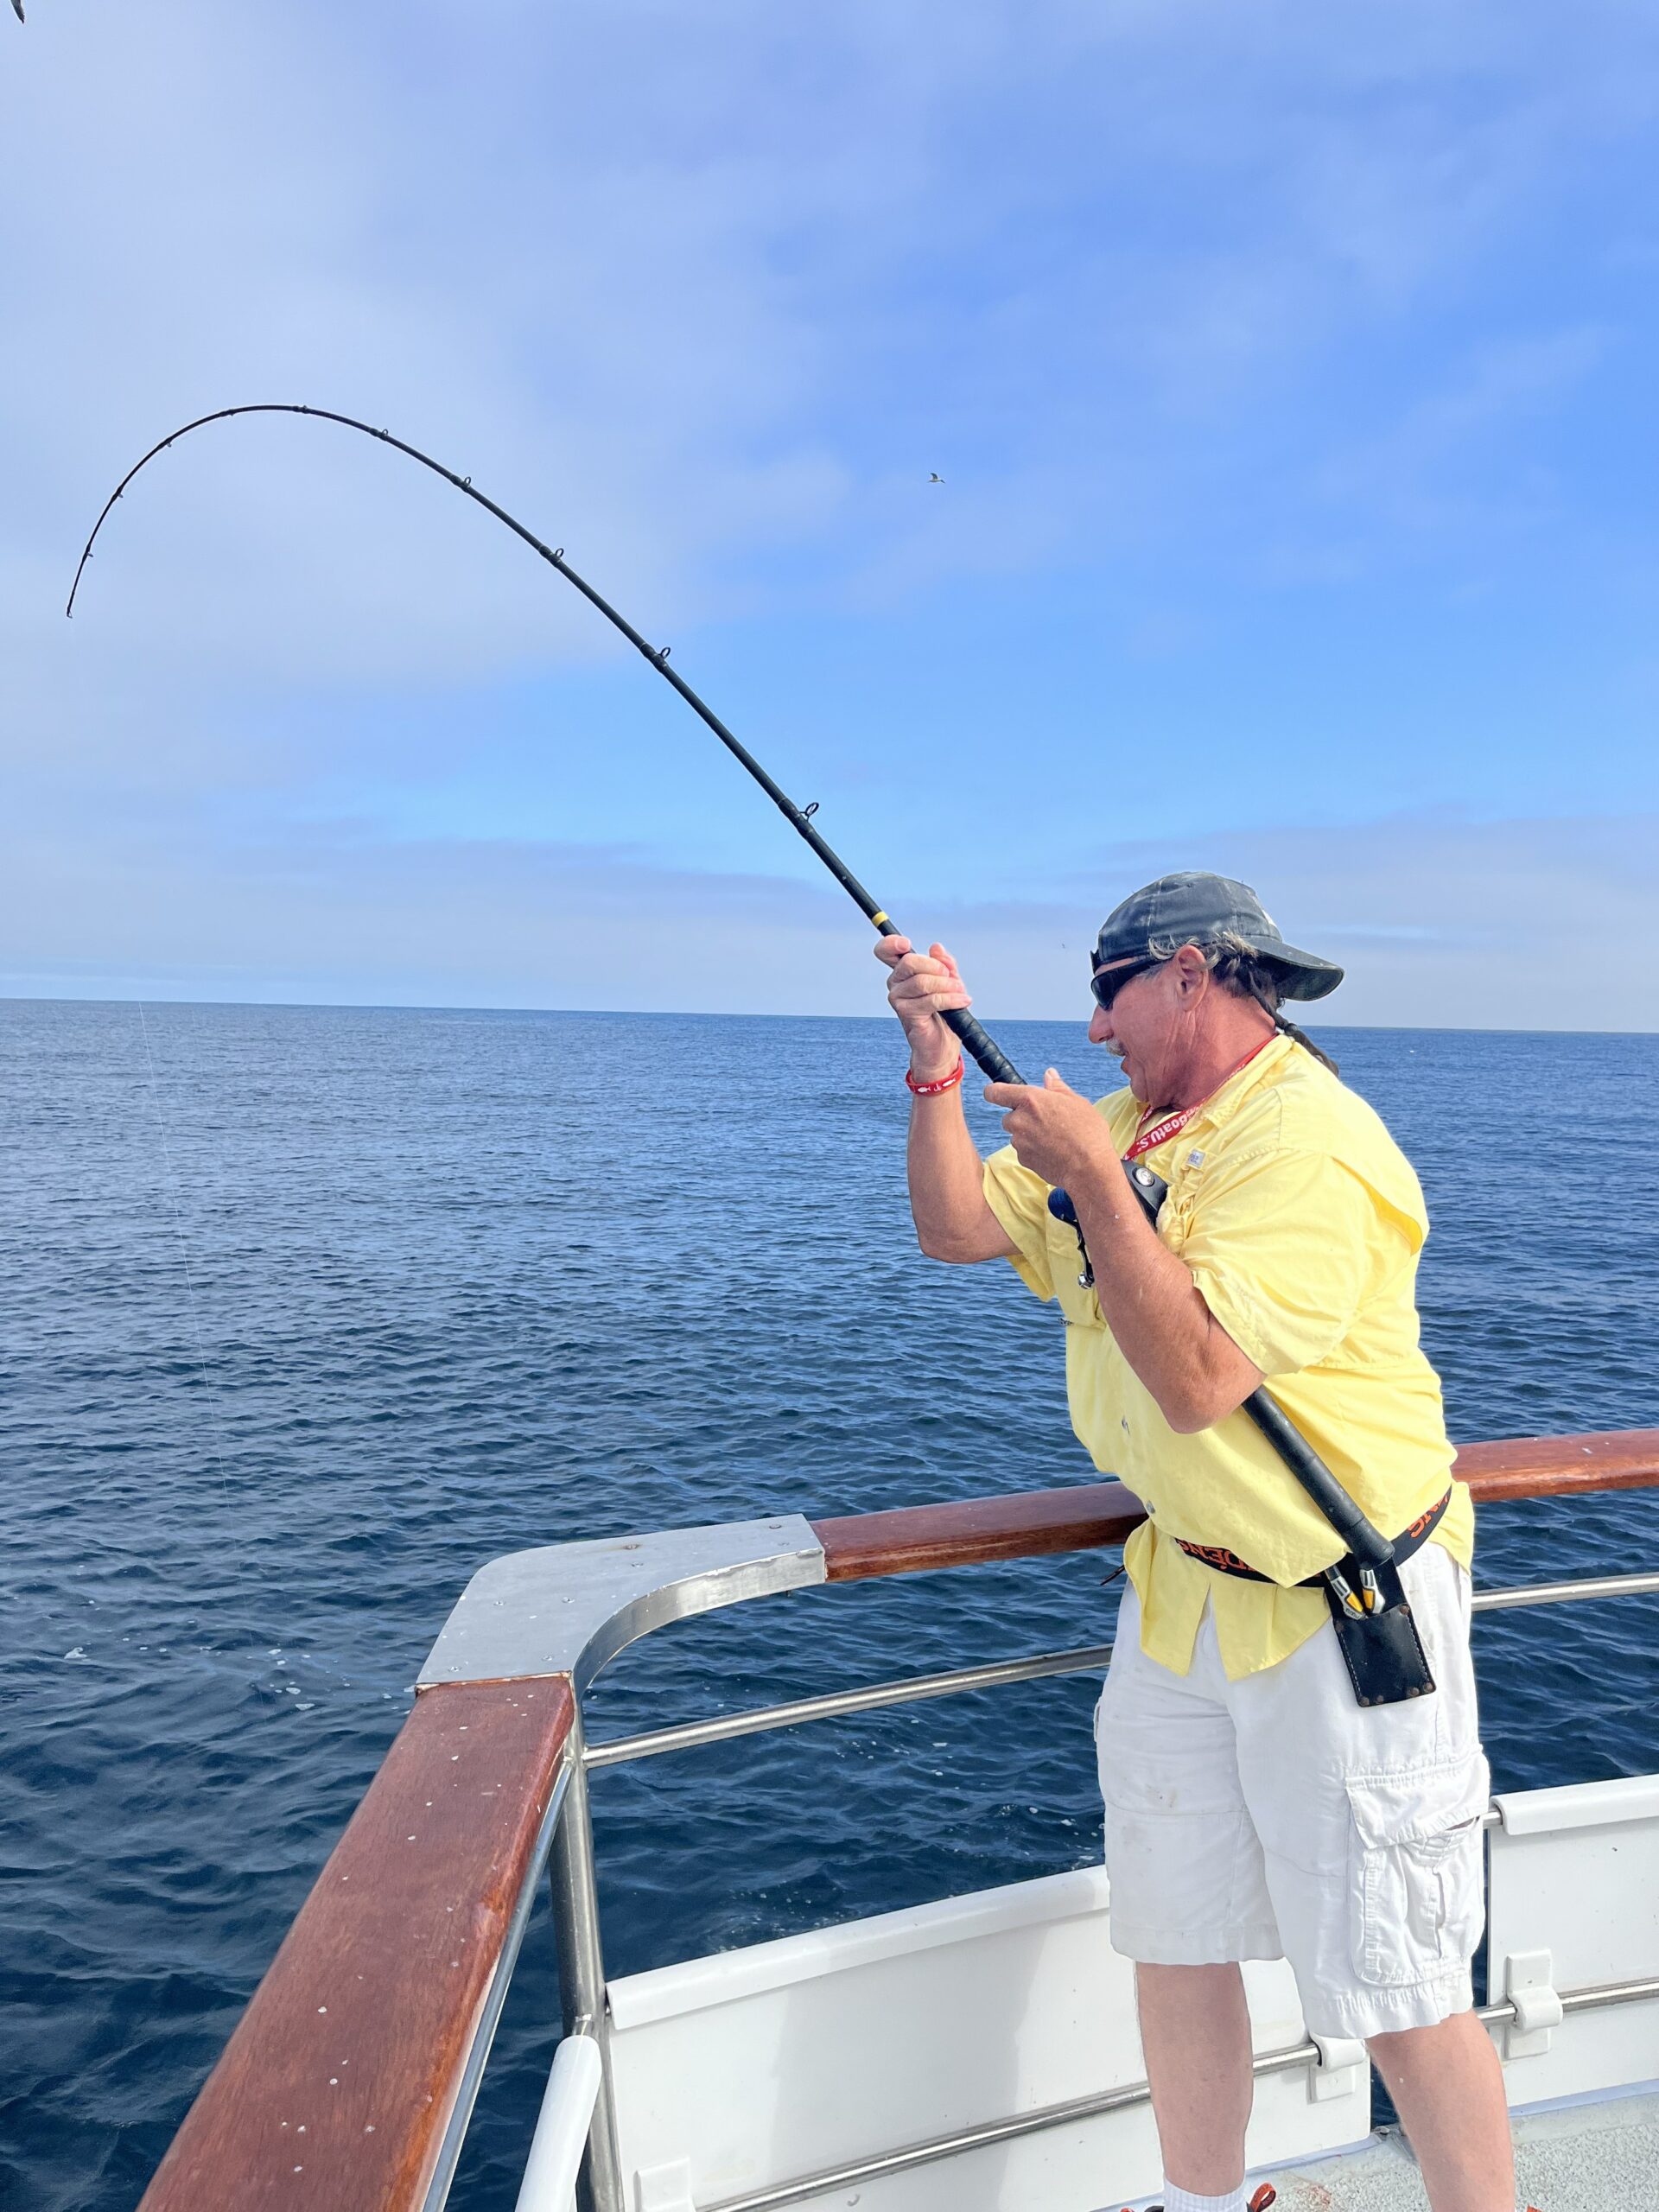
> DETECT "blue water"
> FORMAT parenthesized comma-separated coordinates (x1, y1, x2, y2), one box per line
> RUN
(2, 1003, 1656, 2211)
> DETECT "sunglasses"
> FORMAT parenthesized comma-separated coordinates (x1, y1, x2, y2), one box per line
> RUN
(1088, 953, 1162, 1012)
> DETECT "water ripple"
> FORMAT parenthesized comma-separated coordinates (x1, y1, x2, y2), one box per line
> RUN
(1, 1005, 1655, 2210)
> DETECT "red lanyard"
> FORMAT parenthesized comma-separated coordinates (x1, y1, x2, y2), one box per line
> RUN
(1124, 1036, 1273, 1160)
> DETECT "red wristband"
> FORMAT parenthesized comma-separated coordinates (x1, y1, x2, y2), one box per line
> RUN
(905, 1058, 965, 1096)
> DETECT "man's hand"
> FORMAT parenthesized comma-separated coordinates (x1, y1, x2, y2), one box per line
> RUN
(877, 934, 1015, 1262)
(984, 1068, 1122, 1192)
(988, 1072, 1263, 1429)
(874, 935, 971, 1078)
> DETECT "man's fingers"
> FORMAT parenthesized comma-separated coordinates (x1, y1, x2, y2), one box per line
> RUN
(887, 948, 937, 978)
(878, 935, 971, 995)
(890, 957, 966, 994)
(888, 953, 961, 993)
(982, 1082, 1026, 1107)
(889, 968, 972, 1014)
(880, 933, 975, 1033)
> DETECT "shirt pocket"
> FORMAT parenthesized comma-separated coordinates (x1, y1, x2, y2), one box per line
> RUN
(1344, 1752, 1490, 1989)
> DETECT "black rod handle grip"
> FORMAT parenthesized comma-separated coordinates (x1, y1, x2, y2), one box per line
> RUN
(940, 1005, 1024, 1087)
(1079, 1162, 1395, 1570)
(1241, 1391, 1395, 1568)
(872, 916, 1026, 1088)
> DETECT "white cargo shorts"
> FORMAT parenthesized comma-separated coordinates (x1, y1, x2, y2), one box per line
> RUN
(1095, 1542, 1489, 2042)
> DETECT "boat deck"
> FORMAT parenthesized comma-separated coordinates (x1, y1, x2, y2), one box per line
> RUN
(124, 1435, 1659, 2212)
(1255, 2088, 1659, 2211)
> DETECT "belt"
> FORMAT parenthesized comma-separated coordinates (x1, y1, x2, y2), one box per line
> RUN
(1174, 1486, 1453, 1594)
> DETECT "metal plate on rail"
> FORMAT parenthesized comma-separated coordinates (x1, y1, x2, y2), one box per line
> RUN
(418, 1515, 827, 1694)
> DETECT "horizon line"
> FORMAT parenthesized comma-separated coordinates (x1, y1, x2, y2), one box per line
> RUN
(3, 990, 1656, 1041)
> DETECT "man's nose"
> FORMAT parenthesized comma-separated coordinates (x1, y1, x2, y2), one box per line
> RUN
(1089, 1006, 1113, 1046)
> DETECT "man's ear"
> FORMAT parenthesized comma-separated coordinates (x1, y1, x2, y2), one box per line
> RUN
(1172, 944, 1210, 998)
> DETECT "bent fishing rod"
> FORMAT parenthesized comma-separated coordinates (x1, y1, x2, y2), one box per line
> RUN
(67, 402, 1021, 1089)
(68, 404, 1409, 1655)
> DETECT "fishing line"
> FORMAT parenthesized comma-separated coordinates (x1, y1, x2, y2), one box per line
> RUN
(71, 404, 1409, 1628)
(132, 1001, 234, 1505)
(67, 402, 1027, 1086)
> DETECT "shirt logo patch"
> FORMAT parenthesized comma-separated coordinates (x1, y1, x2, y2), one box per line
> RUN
(1187, 1148, 1205, 1166)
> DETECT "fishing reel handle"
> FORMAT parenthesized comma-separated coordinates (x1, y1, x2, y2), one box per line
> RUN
(1046, 1159, 1166, 1274)
(1049, 1161, 1394, 1573)
(931, 1002, 1114, 1268)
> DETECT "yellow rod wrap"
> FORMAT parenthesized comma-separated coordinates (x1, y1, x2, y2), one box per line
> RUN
(870, 912, 889, 928)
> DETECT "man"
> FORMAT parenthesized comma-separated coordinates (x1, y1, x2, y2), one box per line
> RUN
(876, 873, 1516, 2212)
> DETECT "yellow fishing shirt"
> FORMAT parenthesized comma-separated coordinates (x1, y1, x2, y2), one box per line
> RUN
(982, 1033, 1472, 1679)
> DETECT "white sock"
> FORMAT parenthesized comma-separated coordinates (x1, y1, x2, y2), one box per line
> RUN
(1160, 2185, 1247, 2212)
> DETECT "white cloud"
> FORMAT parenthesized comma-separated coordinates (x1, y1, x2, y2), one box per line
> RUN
(3, 808, 1654, 1032)
(1034, 811, 1659, 1030)
(3, 1, 1658, 1011)
(7, 0, 1656, 683)
(1313, 329, 1610, 537)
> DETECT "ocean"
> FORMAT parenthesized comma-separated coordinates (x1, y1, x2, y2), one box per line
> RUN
(3, 1001, 1656, 2211)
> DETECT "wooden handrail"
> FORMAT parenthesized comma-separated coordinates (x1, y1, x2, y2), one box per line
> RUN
(1446, 1427, 1659, 1503)
(133, 1426, 1658, 2212)
(137, 1677, 575, 2212)
(810, 1427, 1659, 1582)
(811, 1479, 1147, 1582)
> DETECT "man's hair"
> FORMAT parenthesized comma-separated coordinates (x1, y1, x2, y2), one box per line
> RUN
(1147, 929, 1341, 1075)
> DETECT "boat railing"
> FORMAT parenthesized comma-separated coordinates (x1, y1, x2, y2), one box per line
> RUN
(131, 1427, 1659, 2212)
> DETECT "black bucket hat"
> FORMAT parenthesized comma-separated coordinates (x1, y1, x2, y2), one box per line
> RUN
(1093, 872, 1344, 1003)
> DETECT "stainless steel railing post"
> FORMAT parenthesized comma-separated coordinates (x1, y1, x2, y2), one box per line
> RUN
(550, 1704, 626, 2212)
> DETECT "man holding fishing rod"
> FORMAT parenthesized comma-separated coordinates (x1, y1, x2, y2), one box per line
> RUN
(878, 873, 1516, 2212)
(73, 410, 1535, 2210)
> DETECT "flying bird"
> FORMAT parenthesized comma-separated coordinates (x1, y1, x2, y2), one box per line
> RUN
(927, 472, 944, 484)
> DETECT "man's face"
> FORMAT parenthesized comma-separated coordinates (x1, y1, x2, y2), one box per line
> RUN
(1087, 948, 1207, 1103)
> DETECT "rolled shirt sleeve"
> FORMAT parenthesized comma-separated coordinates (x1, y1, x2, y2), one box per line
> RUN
(1180, 1149, 1421, 1379)
(982, 1143, 1057, 1302)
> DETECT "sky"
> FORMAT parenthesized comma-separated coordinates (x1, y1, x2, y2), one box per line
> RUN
(3, 1, 1657, 1029)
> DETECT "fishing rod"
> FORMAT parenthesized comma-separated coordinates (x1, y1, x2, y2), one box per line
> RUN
(69, 405, 1424, 1699)
(66, 402, 1024, 1090)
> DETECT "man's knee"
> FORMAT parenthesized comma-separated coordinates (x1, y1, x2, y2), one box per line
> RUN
(1365, 2005, 1484, 2071)
(1137, 1961, 1247, 2000)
